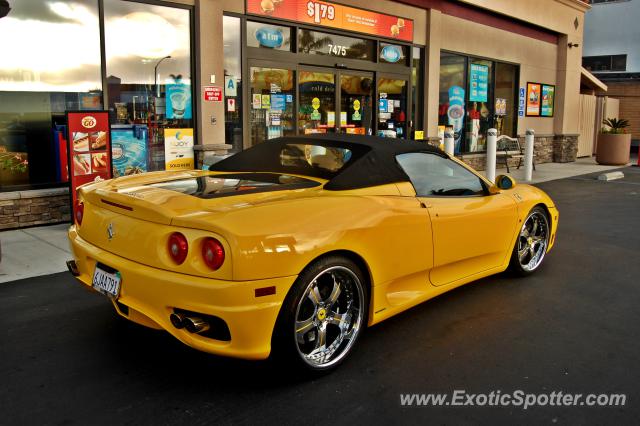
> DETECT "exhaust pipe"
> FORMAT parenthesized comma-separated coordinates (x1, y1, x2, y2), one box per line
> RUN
(183, 317, 210, 334)
(66, 260, 80, 276)
(170, 312, 186, 329)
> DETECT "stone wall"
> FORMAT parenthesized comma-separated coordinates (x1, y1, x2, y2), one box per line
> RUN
(522, 134, 554, 164)
(458, 134, 556, 171)
(552, 134, 579, 163)
(0, 188, 70, 230)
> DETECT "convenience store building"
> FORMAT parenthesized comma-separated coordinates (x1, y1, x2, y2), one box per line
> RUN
(0, 0, 591, 228)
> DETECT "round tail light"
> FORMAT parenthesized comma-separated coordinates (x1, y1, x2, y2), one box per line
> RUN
(74, 200, 84, 225)
(168, 232, 188, 265)
(202, 238, 225, 271)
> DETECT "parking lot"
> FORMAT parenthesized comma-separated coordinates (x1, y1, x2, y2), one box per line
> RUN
(2, 167, 639, 424)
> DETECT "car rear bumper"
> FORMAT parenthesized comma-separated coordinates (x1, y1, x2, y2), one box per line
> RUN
(68, 226, 296, 360)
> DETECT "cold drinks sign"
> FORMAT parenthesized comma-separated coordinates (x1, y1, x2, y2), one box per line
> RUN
(66, 111, 113, 209)
(247, 0, 414, 42)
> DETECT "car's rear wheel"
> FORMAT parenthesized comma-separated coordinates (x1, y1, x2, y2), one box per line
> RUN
(272, 256, 368, 372)
(510, 206, 550, 275)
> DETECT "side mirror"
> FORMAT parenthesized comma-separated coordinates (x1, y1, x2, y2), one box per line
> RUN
(495, 174, 516, 190)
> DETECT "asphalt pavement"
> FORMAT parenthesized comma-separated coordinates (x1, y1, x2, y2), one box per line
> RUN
(2, 167, 640, 425)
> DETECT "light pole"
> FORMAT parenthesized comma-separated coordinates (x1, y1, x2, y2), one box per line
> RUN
(154, 55, 172, 98)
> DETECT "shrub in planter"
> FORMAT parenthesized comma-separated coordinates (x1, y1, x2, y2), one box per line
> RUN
(596, 118, 632, 166)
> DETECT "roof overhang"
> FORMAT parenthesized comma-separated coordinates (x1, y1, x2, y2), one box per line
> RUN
(581, 67, 608, 92)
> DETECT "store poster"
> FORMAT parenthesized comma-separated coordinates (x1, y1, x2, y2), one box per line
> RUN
(541, 84, 555, 117)
(252, 94, 262, 109)
(164, 129, 194, 170)
(111, 126, 148, 177)
(447, 85, 465, 154)
(469, 63, 489, 102)
(526, 82, 541, 116)
(271, 94, 286, 112)
(224, 76, 238, 97)
(247, 0, 413, 42)
(66, 111, 112, 209)
(166, 84, 192, 119)
(495, 98, 507, 116)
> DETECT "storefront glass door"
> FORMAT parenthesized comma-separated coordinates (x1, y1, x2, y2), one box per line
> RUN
(249, 66, 296, 146)
(377, 76, 408, 138)
(298, 70, 336, 134)
(340, 72, 373, 135)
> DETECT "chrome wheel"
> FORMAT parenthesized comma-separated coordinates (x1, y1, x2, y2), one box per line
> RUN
(294, 265, 365, 369)
(517, 210, 550, 272)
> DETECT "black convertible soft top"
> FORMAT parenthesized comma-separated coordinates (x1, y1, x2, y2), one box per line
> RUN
(211, 134, 445, 190)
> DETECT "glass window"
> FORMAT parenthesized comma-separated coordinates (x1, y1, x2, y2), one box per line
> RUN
(104, 0, 193, 176)
(466, 59, 493, 153)
(299, 71, 336, 134)
(379, 43, 408, 65)
(396, 152, 485, 197)
(438, 52, 466, 154)
(340, 73, 373, 135)
(582, 55, 627, 72)
(224, 16, 242, 151)
(298, 29, 374, 61)
(0, 0, 102, 191)
(378, 78, 407, 138)
(439, 52, 519, 155)
(247, 21, 292, 51)
(249, 67, 295, 146)
(494, 62, 517, 137)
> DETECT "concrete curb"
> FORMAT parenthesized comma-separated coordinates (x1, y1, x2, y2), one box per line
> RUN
(597, 171, 625, 181)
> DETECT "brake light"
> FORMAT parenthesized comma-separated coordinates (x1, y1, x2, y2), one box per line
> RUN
(74, 200, 84, 225)
(202, 238, 225, 271)
(168, 232, 188, 265)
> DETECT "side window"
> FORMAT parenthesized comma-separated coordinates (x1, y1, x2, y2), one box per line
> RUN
(396, 153, 486, 197)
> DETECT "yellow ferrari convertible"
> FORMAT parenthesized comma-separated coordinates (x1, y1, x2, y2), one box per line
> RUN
(67, 134, 558, 371)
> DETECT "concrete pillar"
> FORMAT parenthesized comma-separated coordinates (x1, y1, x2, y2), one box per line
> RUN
(195, 0, 235, 147)
(524, 129, 535, 182)
(424, 9, 442, 138)
(554, 34, 582, 136)
(486, 129, 497, 183)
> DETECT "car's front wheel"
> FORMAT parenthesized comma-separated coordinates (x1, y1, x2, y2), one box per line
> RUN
(272, 256, 368, 372)
(510, 206, 551, 275)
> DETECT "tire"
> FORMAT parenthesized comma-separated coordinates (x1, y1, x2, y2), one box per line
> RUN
(509, 206, 551, 275)
(271, 255, 368, 372)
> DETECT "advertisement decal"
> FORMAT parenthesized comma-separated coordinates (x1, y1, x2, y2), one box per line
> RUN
(469, 63, 489, 103)
(447, 85, 465, 154)
(541, 84, 555, 117)
(164, 129, 194, 170)
(111, 125, 148, 177)
(66, 111, 112, 210)
(166, 84, 192, 119)
(247, 0, 414, 42)
(526, 82, 541, 117)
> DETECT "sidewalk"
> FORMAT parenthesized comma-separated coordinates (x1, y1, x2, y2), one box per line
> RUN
(479, 155, 635, 184)
(0, 223, 71, 283)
